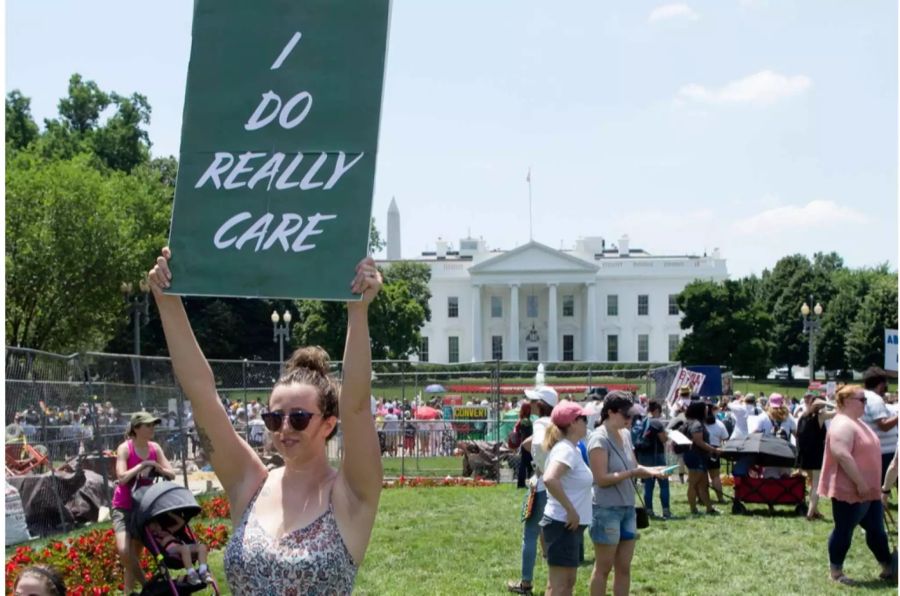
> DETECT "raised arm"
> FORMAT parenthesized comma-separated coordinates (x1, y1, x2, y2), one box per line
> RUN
(148, 248, 266, 515)
(336, 257, 383, 506)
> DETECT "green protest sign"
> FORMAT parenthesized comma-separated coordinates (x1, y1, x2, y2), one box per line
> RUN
(167, 0, 391, 300)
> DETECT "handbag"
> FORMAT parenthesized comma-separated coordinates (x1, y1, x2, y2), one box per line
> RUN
(521, 484, 537, 522)
(607, 431, 650, 530)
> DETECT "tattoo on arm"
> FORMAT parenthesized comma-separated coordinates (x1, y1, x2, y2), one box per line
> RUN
(197, 428, 215, 458)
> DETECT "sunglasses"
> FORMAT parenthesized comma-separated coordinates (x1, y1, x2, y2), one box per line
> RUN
(261, 409, 320, 432)
(576, 415, 588, 423)
(619, 411, 633, 420)
(847, 396, 868, 404)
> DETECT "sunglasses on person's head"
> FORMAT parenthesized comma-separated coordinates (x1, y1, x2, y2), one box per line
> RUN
(261, 409, 320, 432)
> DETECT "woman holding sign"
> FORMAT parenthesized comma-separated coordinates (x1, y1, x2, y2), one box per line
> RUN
(148, 247, 382, 594)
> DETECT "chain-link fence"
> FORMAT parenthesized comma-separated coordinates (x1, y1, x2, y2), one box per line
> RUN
(5, 345, 678, 541)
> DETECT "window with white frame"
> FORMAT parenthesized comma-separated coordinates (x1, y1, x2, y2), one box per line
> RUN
(607, 295, 618, 317)
(562, 295, 574, 317)
(637, 295, 649, 316)
(527, 295, 539, 318)
(638, 334, 649, 362)
(448, 336, 459, 363)
(668, 294, 679, 316)
(490, 296, 502, 318)
(607, 335, 618, 362)
(419, 337, 429, 362)
(668, 334, 680, 361)
(448, 296, 459, 318)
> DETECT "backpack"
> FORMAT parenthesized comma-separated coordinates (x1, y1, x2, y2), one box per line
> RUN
(631, 417, 651, 452)
(667, 418, 692, 454)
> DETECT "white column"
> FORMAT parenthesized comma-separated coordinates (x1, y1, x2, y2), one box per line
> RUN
(586, 282, 597, 361)
(509, 284, 520, 361)
(471, 284, 482, 362)
(547, 283, 559, 361)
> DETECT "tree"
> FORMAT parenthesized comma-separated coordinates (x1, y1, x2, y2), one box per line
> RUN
(293, 262, 432, 361)
(760, 254, 836, 373)
(92, 92, 152, 172)
(57, 74, 110, 134)
(815, 268, 878, 375)
(369, 218, 385, 253)
(676, 279, 772, 377)
(6, 91, 40, 150)
(6, 150, 170, 351)
(846, 275, 899, 370)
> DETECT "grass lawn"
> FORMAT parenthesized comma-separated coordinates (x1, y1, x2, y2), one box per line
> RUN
(201, 482, 897, 595)
(12, 479, 897, 595)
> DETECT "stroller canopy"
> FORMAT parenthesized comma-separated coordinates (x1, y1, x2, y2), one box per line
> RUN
(720, 434, 797, 468)
(129, 480, 202, 541)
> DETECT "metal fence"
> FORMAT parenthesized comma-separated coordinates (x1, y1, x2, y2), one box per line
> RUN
(5, 345, 678, 540)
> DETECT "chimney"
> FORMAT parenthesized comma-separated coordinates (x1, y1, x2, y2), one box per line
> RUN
(435, 237, 448, 259)
(618, 234, 630, 257)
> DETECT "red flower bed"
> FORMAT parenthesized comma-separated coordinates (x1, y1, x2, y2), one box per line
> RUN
(5, 522, 229, 594)
(199, 494, 231, 519)
(384, 475, 497, 488)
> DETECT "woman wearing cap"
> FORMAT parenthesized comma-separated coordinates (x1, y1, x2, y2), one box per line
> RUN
(537, 400, 592, 596)
(588, 391, 665, 596)
(818, 385, 892, 585)
(796, 393, 833, 520)
(507, 387, 557, 595)
(750, 393, 796, 478)
(113, 411, 176, 594)
(148, 247, 382, 594)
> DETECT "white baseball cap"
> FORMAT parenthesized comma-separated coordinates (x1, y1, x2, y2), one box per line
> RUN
(524, 386, 559, 407)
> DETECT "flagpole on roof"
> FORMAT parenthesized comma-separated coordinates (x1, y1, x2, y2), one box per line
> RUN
(527, 167, 533, 241)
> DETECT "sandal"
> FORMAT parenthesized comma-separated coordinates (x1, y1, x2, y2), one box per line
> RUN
(506, 580, 534, 594)
(831, 573, 856, 586)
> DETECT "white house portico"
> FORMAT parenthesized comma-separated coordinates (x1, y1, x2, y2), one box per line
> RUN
(380, 202, 728, 364)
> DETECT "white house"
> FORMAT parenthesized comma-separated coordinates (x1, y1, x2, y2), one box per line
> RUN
(380, 202, 728, 363)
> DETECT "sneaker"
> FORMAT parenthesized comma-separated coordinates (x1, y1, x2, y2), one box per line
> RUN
(705, 508, 721, 516)
(506, 580, 533, 595)
(662, 509, 672, 519)
(186, 570, 202, 586)
(200, 570, 213, 583)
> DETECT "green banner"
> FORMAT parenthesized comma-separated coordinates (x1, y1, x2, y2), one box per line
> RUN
(167, 0, 391, 299)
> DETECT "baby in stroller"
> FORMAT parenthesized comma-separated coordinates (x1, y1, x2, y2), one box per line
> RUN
(147, 512, 210, 585)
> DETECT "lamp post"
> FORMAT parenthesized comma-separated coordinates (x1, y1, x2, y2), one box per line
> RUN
(272, 309, 293, 375)
(121, 280, 151, 406)
(801, 299, 824, 381)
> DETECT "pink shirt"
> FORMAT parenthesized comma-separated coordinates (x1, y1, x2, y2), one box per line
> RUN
(818, 415, 882, 503)
(111, 440, 157, 510)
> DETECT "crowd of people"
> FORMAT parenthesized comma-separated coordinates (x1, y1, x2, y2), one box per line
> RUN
(505, 367, 898, 595)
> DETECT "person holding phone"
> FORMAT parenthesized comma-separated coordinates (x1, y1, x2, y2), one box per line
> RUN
(148, 247, 383, 594)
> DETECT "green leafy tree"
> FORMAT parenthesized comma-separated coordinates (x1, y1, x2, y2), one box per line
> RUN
(6, 91, 40, 150)
(846, 275, 899, 370)
(57, 73, 110, 134)
(815, 268, 880, 375)
(676, 279, 772, 377)
(760, 254, 836, 373)
(92, 92, 152, 172)
(294, 262, 432, 361)
(369, 218, 385, 253)
(6, 150, 170, 351)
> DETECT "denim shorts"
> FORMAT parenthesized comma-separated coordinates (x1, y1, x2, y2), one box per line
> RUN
(590, 505, 637, 545)
(539, 517, 586, 567)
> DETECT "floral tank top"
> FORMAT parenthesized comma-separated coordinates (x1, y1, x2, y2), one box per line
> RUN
(223, 485, 358, 595)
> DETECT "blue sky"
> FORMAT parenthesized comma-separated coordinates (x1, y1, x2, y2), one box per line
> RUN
(6, 0, 897, 277)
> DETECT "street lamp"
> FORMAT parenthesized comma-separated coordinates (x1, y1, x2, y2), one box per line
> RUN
(801, 299, 824, 381)
(272, 309, 293, 375)
(121, 279, 151, 406)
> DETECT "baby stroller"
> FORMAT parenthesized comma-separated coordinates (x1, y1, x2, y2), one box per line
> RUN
(130, 478, 221, 595)
(720, 434, 806, 515)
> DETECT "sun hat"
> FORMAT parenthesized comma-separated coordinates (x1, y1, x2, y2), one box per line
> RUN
(127, 411, 161, 435)
(525, 386, 559, 407)
(550, 400, 585, 427)
(768, 393, 785, 408)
